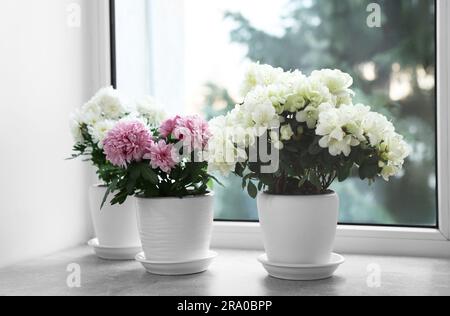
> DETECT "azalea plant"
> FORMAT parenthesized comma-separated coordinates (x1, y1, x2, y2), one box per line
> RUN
(208, 63, 411, 198)
(69, 87, 166, 185)
(102, 115, 218, 205)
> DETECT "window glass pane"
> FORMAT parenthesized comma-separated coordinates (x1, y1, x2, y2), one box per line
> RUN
(114, 0, 437, 227)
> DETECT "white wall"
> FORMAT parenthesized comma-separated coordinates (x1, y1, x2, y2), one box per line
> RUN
(0, 0, 100, 267)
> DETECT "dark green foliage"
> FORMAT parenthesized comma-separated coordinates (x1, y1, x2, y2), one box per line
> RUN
(236, 112, 382, 197)
(106, 160, 214, 206)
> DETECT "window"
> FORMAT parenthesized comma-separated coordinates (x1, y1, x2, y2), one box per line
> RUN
(112, 0, 438, 228)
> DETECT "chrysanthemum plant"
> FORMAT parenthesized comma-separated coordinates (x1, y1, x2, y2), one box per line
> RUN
(208, 63, 411, 198)
(69, 87, 167, 187)
(102, 115, 218, 206)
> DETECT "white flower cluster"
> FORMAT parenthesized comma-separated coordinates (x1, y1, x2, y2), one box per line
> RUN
(135, 96, 167, 127)
(208, 63, 411, 181)
(315, 102, 410, 181)
(207, 116, 247, 175)
(70, 87, 166, 149)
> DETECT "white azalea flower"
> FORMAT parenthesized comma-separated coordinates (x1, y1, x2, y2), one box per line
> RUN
(316, 106, 363, 157)
(285, 93, 307, 113)
(232, 126, 256, 147)
(296, 103, 334, 129)
(362, 111, 395, 146)
(380, 164, 401, 181)
(251, 101, 280, 136)
(319, 134, 360, 157)
(207, 129, 246, 176)
(266, 84, 292, 114)
(310, 69, 355, 105)
(339, 104, 370, 142)
(303, 79, 335, 108)
(377, 133, 411, 180)
(280, 124, 294, 141)
(241, 63, 285, 96)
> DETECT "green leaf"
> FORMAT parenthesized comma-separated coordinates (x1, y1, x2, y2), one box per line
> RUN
(309, 172, 321, 189)
(247, 181, 258, 199)
(338, 163, 352, 182)
(359, 163, 379, 180)
(208, 174, 224, 187)
(235, 163, 245, 177)
(129, 164, 141, 181)
(111, 189, 128, 206)
(140, 165, 159, 184)
(126, 178, 136, 195)
(258, 181, 264, 191)
(242, 178, 247, 190)
(308, 138, 322, 155)
(101, 179, 117, 209)
(298, 177, 307, 188)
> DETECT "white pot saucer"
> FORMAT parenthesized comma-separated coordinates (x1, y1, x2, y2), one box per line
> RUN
(136, 251, 218, 276)
(258, 253, 345, 281)
(88, 238, 142, 261)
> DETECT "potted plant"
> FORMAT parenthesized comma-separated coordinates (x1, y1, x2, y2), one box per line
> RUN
(69, 87, 166, 260)
(208, 63, 410, 278)
(102, 115, 219, 275)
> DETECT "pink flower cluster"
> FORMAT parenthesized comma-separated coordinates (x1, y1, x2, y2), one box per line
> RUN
(160, 115, 212, 151)
(103, 120, 153, 167)
(103, 115, 211, 174)
(144, 140, 177, 173)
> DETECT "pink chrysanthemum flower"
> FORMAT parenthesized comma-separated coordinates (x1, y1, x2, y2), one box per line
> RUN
(144, 140, 178, 173)
(103, 120, 153, 167)
(172, 115, 212, 150)
(159, 116, 180, 138)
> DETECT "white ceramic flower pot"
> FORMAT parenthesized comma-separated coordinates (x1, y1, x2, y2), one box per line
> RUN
(89, 185, 141, 248)
(136, 194, 214, 262)
(257, 192, 339, 265)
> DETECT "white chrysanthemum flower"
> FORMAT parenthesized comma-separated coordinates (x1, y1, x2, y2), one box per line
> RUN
(70, 117, 84, 144)
(280, 124, 294, 141)
(93, 86, 128, 120)
(136, 96, 167, 126)
(88, 119, 116, 148)
(80, 101, 102, 125)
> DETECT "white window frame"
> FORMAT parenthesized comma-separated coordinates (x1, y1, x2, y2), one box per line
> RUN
(96, 0, 450, 258)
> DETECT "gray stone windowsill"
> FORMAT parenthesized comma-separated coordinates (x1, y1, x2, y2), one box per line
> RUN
(0, 246, 449, 296)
